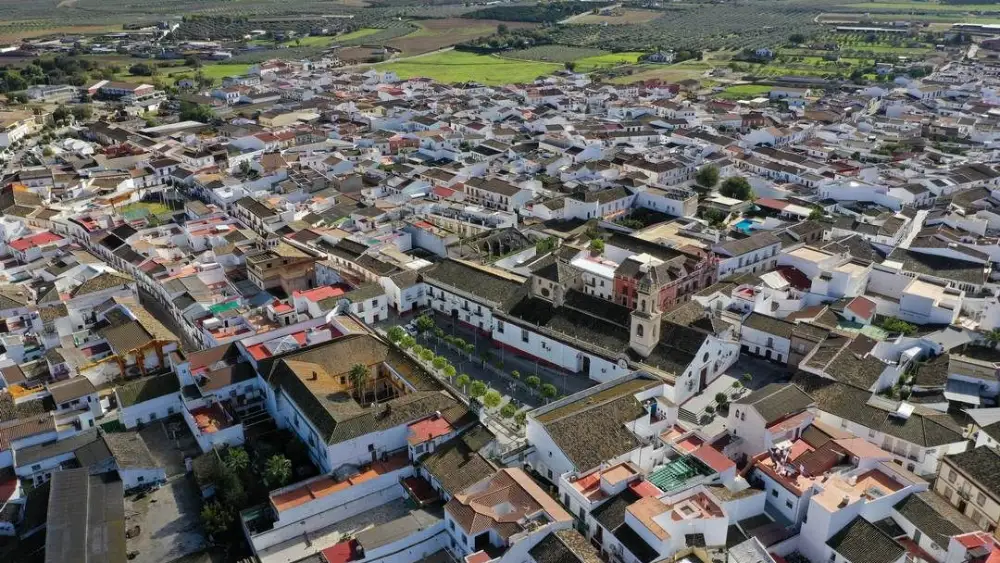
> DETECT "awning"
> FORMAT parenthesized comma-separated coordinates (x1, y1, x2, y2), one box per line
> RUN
(944, 378, 982, 405)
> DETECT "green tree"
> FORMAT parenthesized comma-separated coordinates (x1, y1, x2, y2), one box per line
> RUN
(525, 375, 541, 389)
(719, 177, 754, 200)
(469, 380, 488, 399)
(399, 335, 415, 349)
(179, 101, 214, 122)
(263, 454, 292, 488)
(985, 329, 1000, 346)
(200, 501, 233, 536)
(455, 373, 471, 390)
(742, 372, 753, 385)
(565, 61, 576, 72)
(129, 62, 157, 76)
(789, 33, 806, 44)
(419, 349, 434, 362)
(589, 238, 605, 254)
(498, 23, 509, 34)
(513, 410, 527, 427)
(218, 465, 246, 507)
(510, 370, 520, 380)
(348, 363, 368, 399)
(540, 383, 557, 399)
(432, 356, 448, 371)
(715, 392, 728, 404)
(443, 365, 457, 380)
(225, 447, 249, 472)
(880, 317, 917, 336)
(535, 236, 557, 254)
(412, 344, 425, 356)
(483, 389, 502, 409)
(809, 207, 824, 221)
(52, 105, 70, 123)
(386, 325, 405, 343)
(696, 165, 719, 188)
(500, 403, 517, 418)
(415, 314, 435, 334)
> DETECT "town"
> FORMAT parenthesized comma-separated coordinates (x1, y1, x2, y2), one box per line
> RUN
(4, 11, 1000, 563)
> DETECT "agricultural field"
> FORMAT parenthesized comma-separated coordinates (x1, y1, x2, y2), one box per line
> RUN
(570, 9, 664, 25)
(337, 22, 417, 46)
(386, 19, 537, 56)
(549, 2, 825, 53)
(609, 59, 718, 85)
(382, 50, 559, 85)
(0, 22, 122, 43)
(575, 51, 646, 72)
(336, 27, 381, 42)
(716, 84, 772, 100)
(503, 46, 608, 64)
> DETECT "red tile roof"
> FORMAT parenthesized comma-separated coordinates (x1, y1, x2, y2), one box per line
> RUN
(9, 231, 64, 251)
(693, 444, 736, 473)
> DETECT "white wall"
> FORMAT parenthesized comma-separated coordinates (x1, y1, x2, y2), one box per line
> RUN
(120, 467, 167, 491)
(119, 392, 184, 429)
(492, 318, 631, 384)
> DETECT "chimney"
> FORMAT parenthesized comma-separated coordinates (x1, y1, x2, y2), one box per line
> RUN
(311, 370, 318, 380)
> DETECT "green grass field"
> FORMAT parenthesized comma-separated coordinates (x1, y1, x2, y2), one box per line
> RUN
(383, 50, 560, 85)
(337, 28, 381, 41)
(574, 51, 646, 72)
(717, 84, 771, 99)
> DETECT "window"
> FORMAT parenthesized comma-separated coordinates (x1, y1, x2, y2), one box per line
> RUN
(772, 489, 778, 498)
(869, 428, 876, 438)
(785, 500, 794, 509)
(449, 520, 455, 531)
(948, 468, 957, 484)
(522, 328, 529, 343)
(828, 553, 836, 563)
(978, 492, 987, 506)
(138, 476, 145, 482)
(497, 321, 504, 334)
(636, 324, 644, 337)
(148, 413, 156, 422)
(31, 464, 41, 471)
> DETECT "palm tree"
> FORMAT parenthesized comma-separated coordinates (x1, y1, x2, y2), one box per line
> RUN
(986, 329, 1000, 348)
(348, 363, 368, 401)
(263, 454, 292, 488)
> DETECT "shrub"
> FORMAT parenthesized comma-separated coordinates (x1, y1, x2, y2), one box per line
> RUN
(500, 403, 517, 418)
(715, 392, 727, 403)
(525, 375, 541, 389)
(511, 370, 521, 380)
(541, 383, 557, 399)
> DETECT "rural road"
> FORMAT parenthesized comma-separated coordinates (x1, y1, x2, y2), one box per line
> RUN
(560, 3, 621, 24)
